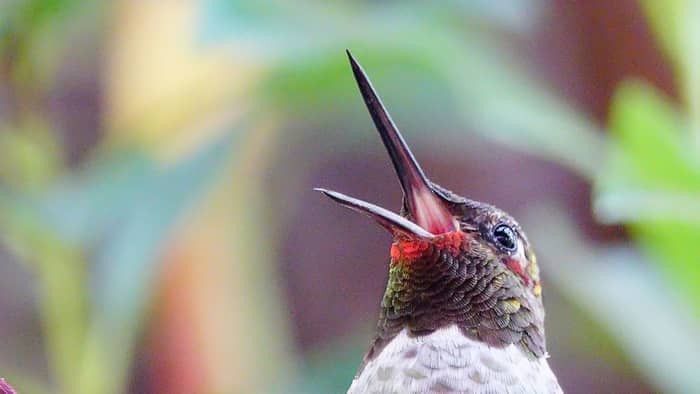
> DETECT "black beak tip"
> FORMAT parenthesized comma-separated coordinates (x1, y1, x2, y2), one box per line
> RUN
(346, 49, 362, 73)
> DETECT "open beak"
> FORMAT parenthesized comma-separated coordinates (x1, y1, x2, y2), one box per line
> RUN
(316, 51, 458, 238)
(315, 188, 435, 239)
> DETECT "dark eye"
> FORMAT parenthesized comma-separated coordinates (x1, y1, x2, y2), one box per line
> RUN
(493, 224, 517, 251)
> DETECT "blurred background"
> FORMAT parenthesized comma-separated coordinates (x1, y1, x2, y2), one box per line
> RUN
(1, 0, 700, 393)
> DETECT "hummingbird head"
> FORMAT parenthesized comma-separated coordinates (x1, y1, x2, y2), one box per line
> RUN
(317, 51, 546, 360)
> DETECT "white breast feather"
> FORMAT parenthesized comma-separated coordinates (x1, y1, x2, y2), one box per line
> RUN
(347, 325, 562, 394)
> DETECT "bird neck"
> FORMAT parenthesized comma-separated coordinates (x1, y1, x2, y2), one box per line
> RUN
(374, 240, 547, 359)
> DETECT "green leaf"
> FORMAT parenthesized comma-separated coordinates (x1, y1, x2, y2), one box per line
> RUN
(88, 132, 237, 393)
(440, 39, 605, 179)
(595, 188, 700, 223)
(524, 206, 700, 393)
(200, 1, 605, 180)
(604, 79, 700, 190)
(199, 0, 545, 52)
(92, 134, 234, 325)
(598, 79, 700, 315)
(639, 0, 700, 150)
(41, 148, 156, 243)
(0, 189, 87, 393)
(639, 0, 685, 69)
(1, 131, 237, 393)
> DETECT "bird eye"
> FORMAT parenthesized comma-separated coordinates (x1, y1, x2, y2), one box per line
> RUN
(493, 224, 517, 251)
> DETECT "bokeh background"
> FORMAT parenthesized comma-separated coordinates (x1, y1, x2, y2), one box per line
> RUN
(1, 1, 700, 393)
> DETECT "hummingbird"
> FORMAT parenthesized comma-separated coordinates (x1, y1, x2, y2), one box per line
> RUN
(316, 51, 562, 394)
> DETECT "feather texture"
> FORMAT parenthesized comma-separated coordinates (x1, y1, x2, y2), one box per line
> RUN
(348, 326, 562, 394)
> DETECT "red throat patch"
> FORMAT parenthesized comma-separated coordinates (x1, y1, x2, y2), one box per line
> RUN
(434, 231, 466, 254)
(390, 231, 466, 264)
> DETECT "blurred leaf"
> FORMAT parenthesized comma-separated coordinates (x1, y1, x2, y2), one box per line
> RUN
(256, 31, 604, 179)
(525, 205, 700, 394)
(0, 190, 87, 393)
(630, 218, 700, 318)
(93, 132, 235, 327)
(41, 148, 155, 243)
(36, 243, 87, 394)
(639, 0, 684, 69)
(89, 132, 236, 393)
(640, 0, 700, 150)
(260, 47, 458, 137)
(595, 188, 700, 223)
(440, 40, 605, 179)
(0, 0, 82, 30)
(0, 0, 102, 94)
(0, 122, 63, 191)
(684, 2, 700, 150)
(17, 130, 240, 394)
(199, 0, 328, 58)
(603, 79, 700, 190)
(199, 0, 545, 56)
(598, 79, 700, 315)
(443, 0, 545, 32)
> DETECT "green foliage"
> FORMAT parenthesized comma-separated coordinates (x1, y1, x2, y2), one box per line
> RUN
(0, 135, 236, 393)
(638, 0, 685, 68)
(597, 82, 700, 316)
(524, 206, 700, 393)
(606, 82, 697, 190)
(203, 0, 604, 178)
(73, 135, 236, 393)
(580, 2, 700, 390)
(594, 28, 700, 318)
(1, 0, 700, 393)
(640, 0, 700, 150)
(0, 122, 62, 192)
(0, 0, 101, 95)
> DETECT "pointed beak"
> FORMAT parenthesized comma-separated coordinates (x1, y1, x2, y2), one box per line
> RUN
(346, 50, 457, 234)
(315, 51, 458, 238)
(315, 188, 435, 239)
